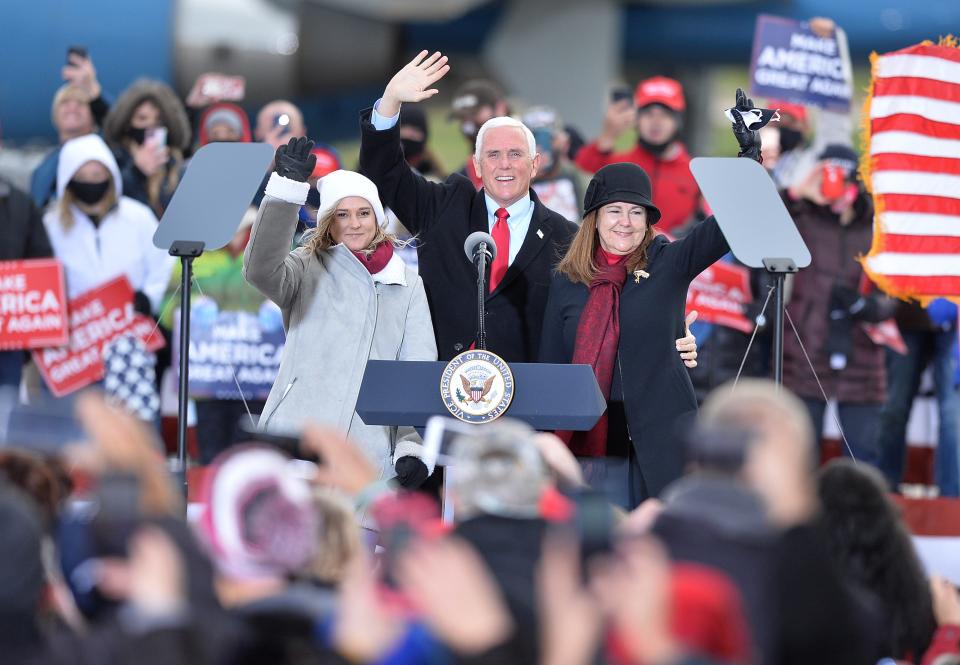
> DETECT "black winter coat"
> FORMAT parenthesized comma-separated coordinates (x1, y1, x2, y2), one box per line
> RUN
(0, 179, 51, 261)
(359, 108, 578, 363)
(538, 216, 729, 496)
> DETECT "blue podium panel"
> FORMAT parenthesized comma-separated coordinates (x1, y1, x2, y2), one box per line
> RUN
(356, 361, 605, 431)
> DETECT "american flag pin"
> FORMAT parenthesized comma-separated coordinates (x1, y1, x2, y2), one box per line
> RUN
(536, 229, 543, 239)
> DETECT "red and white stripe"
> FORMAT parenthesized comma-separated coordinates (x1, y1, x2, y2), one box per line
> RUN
(863, 43, 960, 299)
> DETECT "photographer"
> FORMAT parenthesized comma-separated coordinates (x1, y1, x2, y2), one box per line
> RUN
(30, 48, 111, 209)
(574, 77, 700, 233)
(781, 144, 896, 465)
(102, 80, 191, 217)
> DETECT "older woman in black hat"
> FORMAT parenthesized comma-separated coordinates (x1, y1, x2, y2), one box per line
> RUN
(540, 94, 763, 508)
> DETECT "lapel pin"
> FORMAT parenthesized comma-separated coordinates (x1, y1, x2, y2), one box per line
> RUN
(634, 270, 649, 283)
(536, 229, 543, 239)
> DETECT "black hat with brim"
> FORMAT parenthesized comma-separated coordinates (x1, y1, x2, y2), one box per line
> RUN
(583, 162, 662, 225)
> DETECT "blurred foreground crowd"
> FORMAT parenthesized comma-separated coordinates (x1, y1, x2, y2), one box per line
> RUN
(2, 379, 960, 665)
(2, 14, 960, 665)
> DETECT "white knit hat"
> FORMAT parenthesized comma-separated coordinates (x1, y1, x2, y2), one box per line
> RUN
(316, 169, 388, 228)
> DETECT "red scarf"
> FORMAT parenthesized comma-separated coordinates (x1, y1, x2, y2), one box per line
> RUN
(352, 241, 394, 275)
(558, 246, 628, 457)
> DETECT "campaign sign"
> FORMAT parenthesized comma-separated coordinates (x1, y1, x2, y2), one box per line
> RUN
(33, 276, 165, 397)
(173, 297, 284, 400)
(0, 259, 69, 350)
(749, 14, 851, 112)
(686, 262, 753, 333)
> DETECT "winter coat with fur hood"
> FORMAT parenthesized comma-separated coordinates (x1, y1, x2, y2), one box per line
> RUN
(243, 173, 438, 479)
(102, 79, 191, 217)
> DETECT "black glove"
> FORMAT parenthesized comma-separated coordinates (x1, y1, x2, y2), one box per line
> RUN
(732, 88, 762, 163)
(132, 290, 153, 318)
(274, 136, 316, 183)
(394, 456, 429, 490)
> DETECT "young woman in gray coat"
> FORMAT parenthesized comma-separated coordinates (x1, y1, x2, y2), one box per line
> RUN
(244, 137, 437, 488)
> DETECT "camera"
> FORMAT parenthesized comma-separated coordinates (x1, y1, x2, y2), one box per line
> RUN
(273, 113, 291, 136)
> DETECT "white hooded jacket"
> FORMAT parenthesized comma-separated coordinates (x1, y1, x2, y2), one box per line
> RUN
(43, 135, 173, 310)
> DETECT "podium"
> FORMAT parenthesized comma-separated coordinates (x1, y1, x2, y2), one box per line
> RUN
(356, 361, 605, 431)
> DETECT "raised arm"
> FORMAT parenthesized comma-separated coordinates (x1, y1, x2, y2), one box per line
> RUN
(359, 51, 459, 235)
(666, 88, 764, 279)
(243, 137, 316, 309)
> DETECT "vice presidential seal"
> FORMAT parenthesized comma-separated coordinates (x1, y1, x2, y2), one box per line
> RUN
(440, 350, 515, 423)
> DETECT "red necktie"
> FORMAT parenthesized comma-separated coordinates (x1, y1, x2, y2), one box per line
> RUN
(489, 207, 510, 292)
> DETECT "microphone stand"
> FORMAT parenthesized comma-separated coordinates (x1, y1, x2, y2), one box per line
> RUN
(474, 241, 491, 350)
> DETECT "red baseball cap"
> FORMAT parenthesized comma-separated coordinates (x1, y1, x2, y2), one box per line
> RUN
(634, 76, 686, 112)
(310, 145, 342, 180)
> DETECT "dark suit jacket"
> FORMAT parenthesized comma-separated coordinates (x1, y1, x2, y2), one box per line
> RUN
(359, 108, 577, 363)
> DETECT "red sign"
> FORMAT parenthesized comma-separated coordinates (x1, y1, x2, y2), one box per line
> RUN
(686, 262, 753, 333)
(32, 276, 165, 397)
(0, 258, 69, 350)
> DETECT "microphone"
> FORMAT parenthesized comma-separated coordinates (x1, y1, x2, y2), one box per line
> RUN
(464, 231, 498, 351)
(464, 231, 498, 263)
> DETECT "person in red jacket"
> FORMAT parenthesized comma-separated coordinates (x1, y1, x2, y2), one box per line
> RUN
(575, 76, 700, 234)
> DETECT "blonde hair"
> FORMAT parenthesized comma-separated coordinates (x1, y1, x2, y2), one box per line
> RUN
(51, 84, 91, 126)
(302, 198, 408, 256)
(556, 210, 655, 285)
(306, 488, 362, 585)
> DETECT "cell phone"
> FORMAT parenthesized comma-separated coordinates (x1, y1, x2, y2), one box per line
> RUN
(573, 490, 616, 563)
(144, 126, 167, 150)
(236, 420, 322, 463)
(611, 86, 634, 105)
(67, 45, 88, 64)
(371, 493, 439, 589)
(421, 415, 482, 469)
(821, 163, 846, 200)
(273, 113, 291, 136)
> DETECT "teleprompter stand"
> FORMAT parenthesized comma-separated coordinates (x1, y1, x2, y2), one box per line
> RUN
(690, 157, 811, 386)
(153, 142, 273, 494)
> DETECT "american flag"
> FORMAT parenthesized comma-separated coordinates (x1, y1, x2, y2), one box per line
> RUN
(862, 38, 960, 302)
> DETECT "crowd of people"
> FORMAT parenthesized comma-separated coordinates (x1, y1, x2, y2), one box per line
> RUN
(1, 11, 960, 665)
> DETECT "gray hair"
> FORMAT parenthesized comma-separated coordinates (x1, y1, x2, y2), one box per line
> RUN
(475, 116, 537, 160)
(450, 418, 547, 521)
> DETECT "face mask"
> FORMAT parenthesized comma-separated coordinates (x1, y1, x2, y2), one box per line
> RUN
(126, 126, 147, 145)
(779, 126, 804, 153)
(637, 135, 672, 157)
(401, 138, 426, 163)
(68, 179, 110, 205)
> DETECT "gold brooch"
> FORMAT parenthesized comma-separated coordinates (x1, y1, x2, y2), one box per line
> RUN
(634, 270, 650, 283)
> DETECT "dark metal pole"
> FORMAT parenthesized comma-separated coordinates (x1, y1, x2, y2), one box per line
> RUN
(773, 272, 785, 388)
(476, 243, 489, 350)
(177, 255, 193, 495)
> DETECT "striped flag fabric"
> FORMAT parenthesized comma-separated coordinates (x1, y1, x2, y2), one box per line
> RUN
(861, 38, 960, 302)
